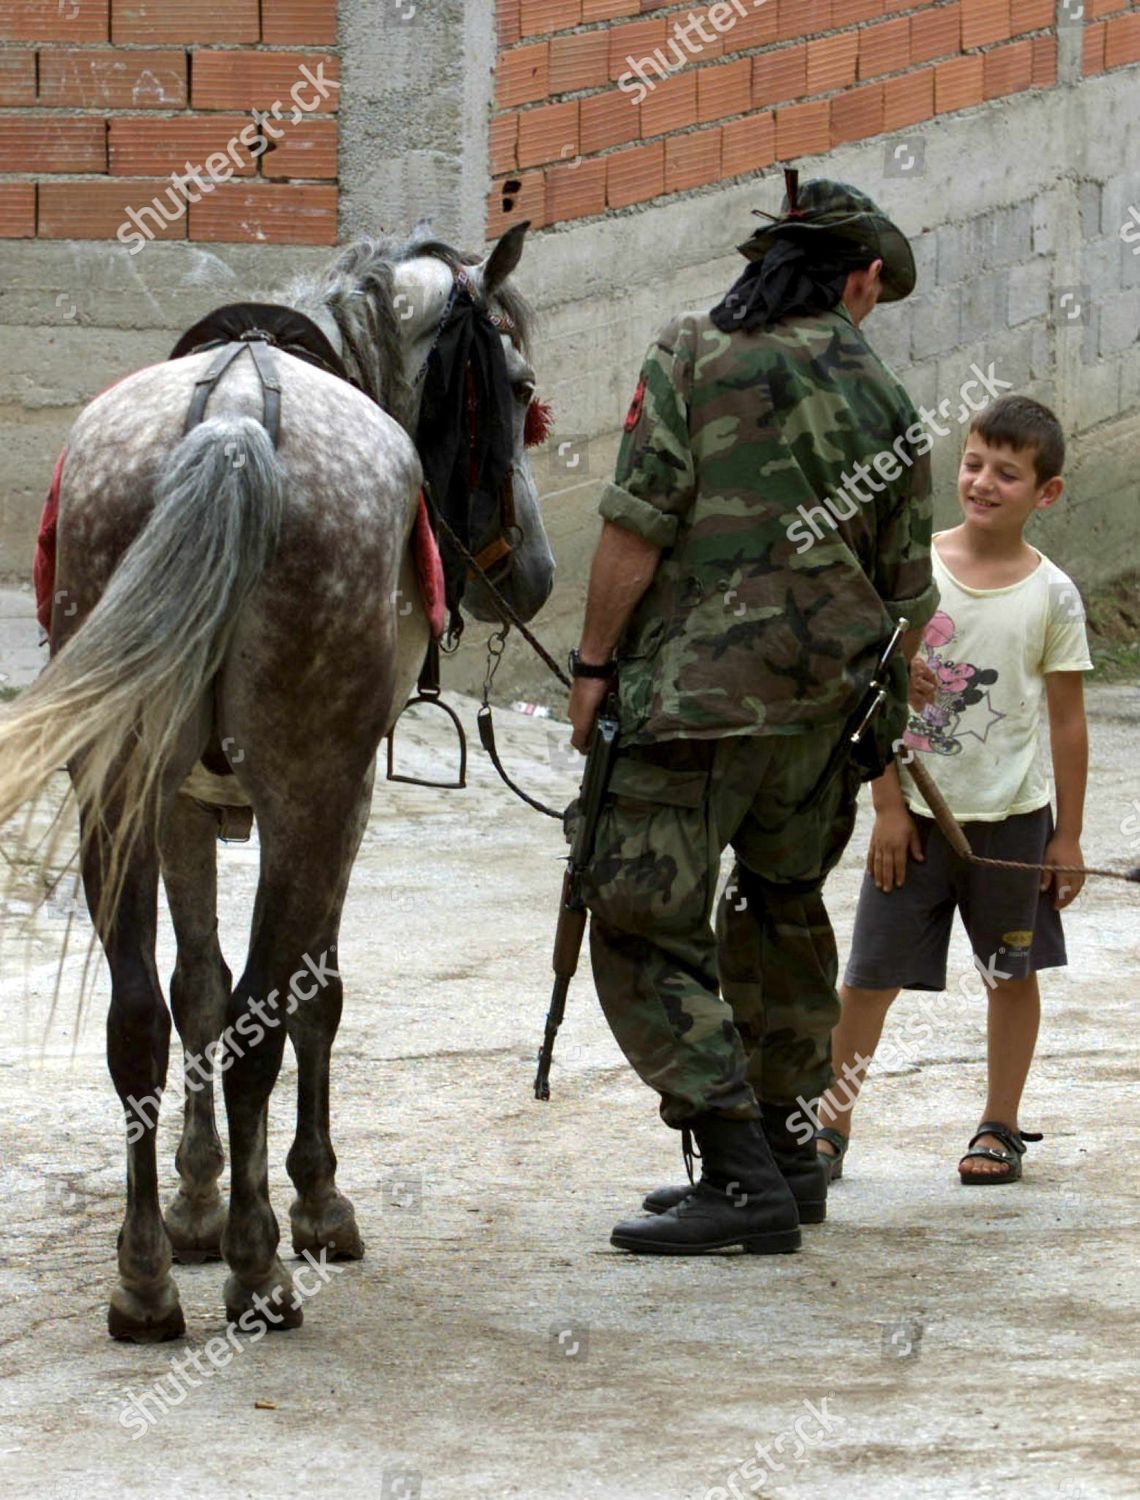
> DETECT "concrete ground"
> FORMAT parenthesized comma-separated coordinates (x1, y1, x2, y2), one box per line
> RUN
(1, 590, 1138, 1499)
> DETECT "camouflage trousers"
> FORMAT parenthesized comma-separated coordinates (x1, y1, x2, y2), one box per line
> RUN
(581, 730, 859, 1128)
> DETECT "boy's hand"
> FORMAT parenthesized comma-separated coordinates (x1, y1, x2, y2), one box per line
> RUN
(909, 657, 937, 710)
(868, 807, 924, 892)
(1041, 835, 1085, 910)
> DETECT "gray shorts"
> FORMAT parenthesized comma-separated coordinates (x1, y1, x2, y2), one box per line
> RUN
(844, 806, 1067, 992)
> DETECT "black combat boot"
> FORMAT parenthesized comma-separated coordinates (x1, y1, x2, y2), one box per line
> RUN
(641, 1102, 828, 1225)
(610, 1113, 801, 1256)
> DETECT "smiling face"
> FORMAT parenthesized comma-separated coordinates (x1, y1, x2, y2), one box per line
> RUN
(957, 432, 1063, 536)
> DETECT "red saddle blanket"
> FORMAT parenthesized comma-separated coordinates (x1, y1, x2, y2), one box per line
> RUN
(34, 448, 446, 641)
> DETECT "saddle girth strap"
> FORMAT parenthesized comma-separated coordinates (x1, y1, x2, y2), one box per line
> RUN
(184, 336, 282, 447)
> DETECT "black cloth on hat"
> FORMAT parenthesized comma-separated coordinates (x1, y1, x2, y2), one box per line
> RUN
(710, 234, 875, 334)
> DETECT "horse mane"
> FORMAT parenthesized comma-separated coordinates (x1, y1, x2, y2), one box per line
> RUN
(283, 230, 534, 426)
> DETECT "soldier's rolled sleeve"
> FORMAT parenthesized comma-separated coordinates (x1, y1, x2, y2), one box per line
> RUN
(874, 447, 938, 633)
(600, 318, 697, 549)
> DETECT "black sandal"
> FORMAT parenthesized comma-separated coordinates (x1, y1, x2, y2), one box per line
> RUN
(815, 1127, 850, 1183)
(958, 1121, 1043, 1185)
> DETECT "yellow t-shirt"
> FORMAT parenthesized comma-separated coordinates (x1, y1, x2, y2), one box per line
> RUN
(899, 539, 1092, 822)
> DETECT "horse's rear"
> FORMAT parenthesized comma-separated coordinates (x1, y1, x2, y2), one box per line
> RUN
(10, 349, 428, 1338)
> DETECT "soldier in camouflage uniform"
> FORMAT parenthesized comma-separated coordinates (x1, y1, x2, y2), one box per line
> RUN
(567, 178, 939, 1255)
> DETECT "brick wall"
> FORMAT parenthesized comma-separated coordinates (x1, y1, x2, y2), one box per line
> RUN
(489, 0, 1139, 239)
(0, 0, 339, 246)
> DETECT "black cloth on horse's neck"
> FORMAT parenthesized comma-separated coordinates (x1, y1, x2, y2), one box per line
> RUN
(709, 235, 872, 333)
(415, 290, 515, 631)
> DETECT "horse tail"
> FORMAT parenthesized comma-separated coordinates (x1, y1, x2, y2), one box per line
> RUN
(0, 415, 285, 924)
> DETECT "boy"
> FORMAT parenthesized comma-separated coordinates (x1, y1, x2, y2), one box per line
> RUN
(815, 395, 1091, 1184)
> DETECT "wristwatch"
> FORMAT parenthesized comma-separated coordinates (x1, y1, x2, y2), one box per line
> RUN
(568, 649, 616, 680)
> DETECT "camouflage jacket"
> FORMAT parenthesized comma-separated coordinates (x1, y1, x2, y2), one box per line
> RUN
(601, 304, 938, 744)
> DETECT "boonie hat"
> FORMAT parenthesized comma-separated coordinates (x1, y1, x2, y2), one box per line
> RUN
(738, 169, 917, 303)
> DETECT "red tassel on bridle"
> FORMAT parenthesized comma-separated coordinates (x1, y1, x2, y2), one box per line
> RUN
(524, 398, 553, 449)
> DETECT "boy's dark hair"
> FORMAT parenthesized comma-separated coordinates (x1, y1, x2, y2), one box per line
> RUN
(968, 395, 1065, 484)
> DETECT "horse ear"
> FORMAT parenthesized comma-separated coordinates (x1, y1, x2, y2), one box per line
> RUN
(482, 221, 529, 298)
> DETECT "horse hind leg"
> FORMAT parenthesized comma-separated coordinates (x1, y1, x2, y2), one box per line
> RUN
(86, 827, 185, 1342)
(286, 776, 372, 1262)
(159, 793, 231, 1262)
(220, 771, 375, 1330)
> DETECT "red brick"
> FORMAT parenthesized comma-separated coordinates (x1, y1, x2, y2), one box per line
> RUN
(777, 0, 832, 42)
(188, 182, 337, 244)
(808, 30, 859, 91)
(960, 0, 1010, 50)
(0, 0, 107, 42)
(1081, 21, 1105, 76)
(858, 16, 910, 78)
(1011, 0, 1052, 32)
(0, 182, 35, 238)
(831, 80, 884, 142)
(580, 89, 640, 152)
(112, 0, 257, 44)
(606, 139, 665, 208)
(609, 16, 667, 80)
(0, 117, 105, 172)
(191, 51, 340, 111)
(520, 0, 581, 36)
(499, 0, 522, 47)
(487, 170, 547, 237)
(38, 178, 185, 240)
(490, 113, 519, 175)
(550, 29, 608, 91)
(640, 68, 697, 134)
(911, 3, 961, 66)
(1087, 0, 1118, 19)
(664, 124, 722, 191)
(680, 6, 724, 62)
(775, 98, 830, 157)
(1105, 13, 1140, 70)
(832, 0, 884, 25)
(935, 52, 984, 111)
(495, 43, 550, 107)
(752, 43, 807, 105)
(38, 47, 186, 108)
(1030, 34, 1057, 87)
(260, 119, 337, 179)
(983, 37, 1031, 97)
(517, 98, 579, 167)
(261, 0, 338, 45)
(545, 155, 606, 221)
(882, 63, 934, 128)
(697, 57, 751, 121)
(721, 109, 775, 176)
(726, 6, 779, 52)
(0, 49, 35, 105)
(109, 116, 256, 175)
(581, 0, 638, 19)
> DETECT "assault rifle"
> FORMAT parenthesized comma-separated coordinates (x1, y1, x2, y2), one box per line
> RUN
(534, 693, 621, 1101)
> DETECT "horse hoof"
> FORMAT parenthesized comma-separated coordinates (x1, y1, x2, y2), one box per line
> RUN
(224, 1266, 304, 1333)
(108, 1281, 186, 1343)
(289, 1193, 365, 1261)
(164, 1193, 226, 1264)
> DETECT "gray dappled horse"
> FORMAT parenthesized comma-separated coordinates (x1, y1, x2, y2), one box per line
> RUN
(0, 225, 553, 1340)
